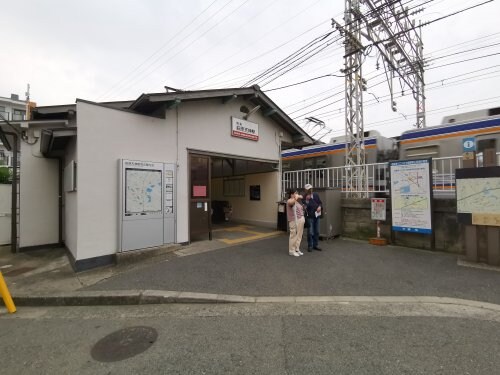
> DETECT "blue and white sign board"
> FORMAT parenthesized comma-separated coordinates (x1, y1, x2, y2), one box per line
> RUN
(389, 159, 433, 234)
(119, 159, 176, 252)
(462, 137, 476, 152)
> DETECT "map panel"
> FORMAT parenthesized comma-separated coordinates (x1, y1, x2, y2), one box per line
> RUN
(457, 177, 500, 214)
(125, 168, 162, 214)
(390, 160, 432, 233)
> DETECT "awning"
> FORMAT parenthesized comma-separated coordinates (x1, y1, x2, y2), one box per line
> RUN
(40, 129, 76, 157)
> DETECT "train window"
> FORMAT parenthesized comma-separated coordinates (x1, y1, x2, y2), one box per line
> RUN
(282, 162, 291, 171)
(477, 138, 496, 152)
(488, 107, 500, 117)
(405, 145, 439, 158)
(304, 158, 314, 169)
(315, 156, 327, 168)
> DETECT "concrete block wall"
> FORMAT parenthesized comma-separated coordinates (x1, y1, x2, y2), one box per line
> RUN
(341, 198, 464, 253)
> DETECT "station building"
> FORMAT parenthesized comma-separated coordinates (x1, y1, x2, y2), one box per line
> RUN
(0, 86, 313, 271)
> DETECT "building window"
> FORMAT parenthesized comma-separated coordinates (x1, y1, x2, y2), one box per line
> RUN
(12, 109, 25, 121)
(223, 177, 245, 197)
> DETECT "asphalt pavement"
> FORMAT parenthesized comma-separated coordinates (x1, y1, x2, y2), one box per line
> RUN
(84, 235, 500, 305)
(2, 230, 500, 306)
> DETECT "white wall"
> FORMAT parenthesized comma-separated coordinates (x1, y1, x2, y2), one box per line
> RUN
(76, 102, 177, 260)
(0, 184, 12, 244)
(171, 98, 287, 239)
(19, 140, 59, 247)
(75, 97, 294, 261)
(64, 137, 78, 258)
(212, 172, 279, 228)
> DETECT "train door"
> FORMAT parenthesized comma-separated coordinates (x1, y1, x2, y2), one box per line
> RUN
(476, 135, 498, 167)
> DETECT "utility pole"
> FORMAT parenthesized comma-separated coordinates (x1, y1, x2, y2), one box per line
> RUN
(333, 0, 425, 198)
(25, 84, 31, 120)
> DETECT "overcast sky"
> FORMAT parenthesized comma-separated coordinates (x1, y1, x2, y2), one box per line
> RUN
(2, 0, 499, 139)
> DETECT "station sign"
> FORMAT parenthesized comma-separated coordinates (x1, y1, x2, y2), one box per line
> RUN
(231, 117, 259, 141)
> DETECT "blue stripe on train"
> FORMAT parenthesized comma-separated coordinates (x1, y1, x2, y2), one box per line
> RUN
(282, 138, 377, 157)
(400, 117, 500, 140)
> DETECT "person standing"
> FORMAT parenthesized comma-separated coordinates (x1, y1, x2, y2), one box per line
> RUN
(286, 189, 305, 257)
(304, 184, 322, 252)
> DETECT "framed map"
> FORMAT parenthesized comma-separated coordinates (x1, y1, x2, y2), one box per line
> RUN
(456, 166, 500, 226)
(125, 168, 162, 214)
(389, 159, 433, 234)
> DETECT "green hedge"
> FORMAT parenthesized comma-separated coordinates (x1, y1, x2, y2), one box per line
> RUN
(0, 167, 12, 184)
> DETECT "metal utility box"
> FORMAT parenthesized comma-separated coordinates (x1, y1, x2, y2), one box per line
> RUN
(315, 188, 342, 239)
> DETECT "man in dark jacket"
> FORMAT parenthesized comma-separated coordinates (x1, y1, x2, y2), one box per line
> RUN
(303, 184, 322, 252)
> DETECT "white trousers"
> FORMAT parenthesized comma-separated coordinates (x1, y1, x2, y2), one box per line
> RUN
(289, 216, 305, 253)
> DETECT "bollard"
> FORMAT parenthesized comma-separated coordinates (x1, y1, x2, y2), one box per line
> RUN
(0, 271, 16, 313)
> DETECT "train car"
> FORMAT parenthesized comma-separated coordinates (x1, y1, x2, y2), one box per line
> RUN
(399, 110, 500, 191)
(399, 112, 500, 160)
(281, 130, 397, 172)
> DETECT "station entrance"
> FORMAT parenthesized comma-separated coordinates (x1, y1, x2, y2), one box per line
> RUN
(189, 152, 279, 242)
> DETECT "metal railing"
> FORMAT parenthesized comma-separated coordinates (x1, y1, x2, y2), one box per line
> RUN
(282, 153, 500, 196)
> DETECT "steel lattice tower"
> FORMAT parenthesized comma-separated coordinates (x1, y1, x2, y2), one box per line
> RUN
(334, 0, 425, 197)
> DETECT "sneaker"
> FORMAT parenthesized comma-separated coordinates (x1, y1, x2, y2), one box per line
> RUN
(289, 252, 300, 257)
(297, 250, 304, 256)
(313, 246, 322, 251)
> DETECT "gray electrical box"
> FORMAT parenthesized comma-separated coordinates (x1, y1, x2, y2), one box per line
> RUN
(316, 188, 342, 239)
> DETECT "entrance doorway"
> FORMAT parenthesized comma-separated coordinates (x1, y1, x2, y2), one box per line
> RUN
(189, 152, 280, 242)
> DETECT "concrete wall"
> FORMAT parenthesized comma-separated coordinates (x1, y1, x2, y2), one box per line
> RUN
(211, 171, 280, 228)
(19, 140, 59, 247)
(169, 98, 287, 240)
(341, 198, 464, 253)
(76, 101, 175, 260)
(63, 137, 78, 258)
(75, 97, 288, 260)
(0, 184, 11, 244)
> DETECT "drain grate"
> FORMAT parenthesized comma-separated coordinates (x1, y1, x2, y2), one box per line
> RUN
(3, 266, 36, 276)
(91, 326, 158, 362)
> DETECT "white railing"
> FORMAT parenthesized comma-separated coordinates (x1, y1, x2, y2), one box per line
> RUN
(282, 153, 500, 196)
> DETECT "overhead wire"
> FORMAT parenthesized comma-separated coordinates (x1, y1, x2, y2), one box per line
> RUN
(95, 0, 228, 100)
(108, 0, 253, 100)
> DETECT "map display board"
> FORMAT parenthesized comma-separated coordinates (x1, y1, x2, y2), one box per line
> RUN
(390, 159, 433, 234)
(125, 168, 162, 214)
(456, 166, 500, 227)
(119, 159, 166, 252)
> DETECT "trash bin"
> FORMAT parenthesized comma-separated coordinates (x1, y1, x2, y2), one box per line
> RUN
(277, 202, 288, 231)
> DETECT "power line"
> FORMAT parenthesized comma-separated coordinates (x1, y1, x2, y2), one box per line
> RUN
(110, 0, 252, 100)
(95, 0, 226, 100)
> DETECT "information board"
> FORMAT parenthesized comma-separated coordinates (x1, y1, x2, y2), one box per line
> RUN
(456, 166, 500, 227)
(371, 198, 386, 221)
(119, 159, 177, 252)
(389, 159, 433, 234)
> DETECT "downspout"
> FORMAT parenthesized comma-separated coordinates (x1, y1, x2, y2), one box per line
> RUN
(4, 131, 18, 253)
(57, 157, 63, 245)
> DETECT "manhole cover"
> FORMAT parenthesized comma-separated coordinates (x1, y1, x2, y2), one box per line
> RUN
(91, 326, 158, 362)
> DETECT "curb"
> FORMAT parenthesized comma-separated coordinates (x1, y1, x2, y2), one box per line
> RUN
(8, 291, 500, 312)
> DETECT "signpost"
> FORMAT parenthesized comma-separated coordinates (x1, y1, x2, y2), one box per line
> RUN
(369, 198, 387, 246)
(462, 137, 476, 167)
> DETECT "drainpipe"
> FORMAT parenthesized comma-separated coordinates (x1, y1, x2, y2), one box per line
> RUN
(4, 132, 18, 253)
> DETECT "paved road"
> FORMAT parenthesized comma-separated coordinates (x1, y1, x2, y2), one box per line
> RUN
(2, 303, 499, 374)
(87, 236, 500, 304)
